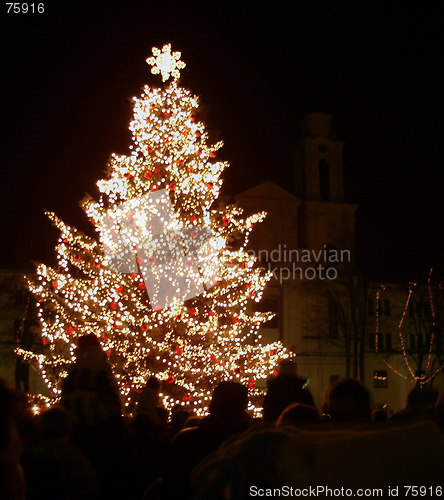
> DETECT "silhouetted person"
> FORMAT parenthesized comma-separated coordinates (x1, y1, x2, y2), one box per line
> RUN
(0, 379, 26, 500)
(406, 387, 438, 414)
(371, 408, 387, 423)
(323, 378, 372, 423)
(263, 358, 314, 423)
(276, 403, 320, 427)
(160, 381, 250, 500)
(61, 334, 139, 500)
(128, 411, 167, 493)
(136, 376, 162, 423)
(40, 406, 100, 499)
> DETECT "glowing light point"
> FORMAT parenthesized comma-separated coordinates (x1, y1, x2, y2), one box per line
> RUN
(146, 43, 186, 82)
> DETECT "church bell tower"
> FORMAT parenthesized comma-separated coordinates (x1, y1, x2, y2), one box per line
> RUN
(294, 113, 356, 251)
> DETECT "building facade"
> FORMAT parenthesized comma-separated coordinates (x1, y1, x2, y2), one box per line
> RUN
(232, 113, 443, 412)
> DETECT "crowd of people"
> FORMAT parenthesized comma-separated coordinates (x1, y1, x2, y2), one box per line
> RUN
(1, 333, 443, 499)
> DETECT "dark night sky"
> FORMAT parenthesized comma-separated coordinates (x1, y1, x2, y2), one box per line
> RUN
(1, 1, 442, 282)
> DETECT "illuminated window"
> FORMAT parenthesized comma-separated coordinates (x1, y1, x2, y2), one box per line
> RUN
(374, 370, 388, 388)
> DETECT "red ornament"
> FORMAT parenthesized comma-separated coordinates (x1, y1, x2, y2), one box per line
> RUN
(197, 148, 203, 156)
(154, 167, 161, 173)
(138, 282, 146, 291)
(112, 322, 120, 330)
(52, 282, 58, 289)
(110, 301, 118, 311)
(270, 349, 275, 356)
(68, 288, 73, 293)
(66, 326, 77, 335)
(206, 182, 213, 189)
(219, 361, 225, 366)
(223, 218, 229, 226)
(182, 394, 191, 402)
(273, 370, 278, 376)
(195, 131, 201, 137)
(184, 259, 193, 268)
(241, 263, 246, 269)
(62, 238, 68, 243)
(167, 375, 175, 384)
(42, 338, 47, 346)
(153, 305, 162, 312)
(152, 185, 159, 191)
(144, 171, 152, 179)
(140, 324, 148, 332)
(148, 256, 156, 265)
(107, 350, 112, 357)
(188, 308, 196, 316)
(187, 166, 193, 173)
(210, 354, 216, 361)
(249, 292, 255, 298)
(163, 110, 171, 117)
(210, 151, 217, 158)
(177, 159, 184, 165)
(148, 146, 154, 154)
(169, 183, 176, 190)
(94, 260, 101, 268)
(175, 348, 183, 355)
(74, 256, 81, 262)
(246, 282, 252, 288)
(124, 172, 131, 179)
(131, 273, 138, 280)
(208, 311, 215, 317)
(190, 114, 196, 122)
(248, 378, 256, 389)
(176, 314, 182, 321)
(232, 316, 239, 324)
(83, 247, 90, 253)
(190, 215, 197, 223)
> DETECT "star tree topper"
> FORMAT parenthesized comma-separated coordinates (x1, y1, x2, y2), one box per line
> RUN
(146, 43, 186, 82)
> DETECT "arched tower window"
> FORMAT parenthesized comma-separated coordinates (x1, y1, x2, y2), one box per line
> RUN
(318, 159, 330, 201)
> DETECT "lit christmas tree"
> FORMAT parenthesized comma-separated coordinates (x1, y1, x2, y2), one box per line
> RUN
(17, 44, 289, 415)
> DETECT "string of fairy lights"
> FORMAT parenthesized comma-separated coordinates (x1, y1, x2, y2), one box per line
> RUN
(375, 268, 443, 386)
(16, 44, 290, 416)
